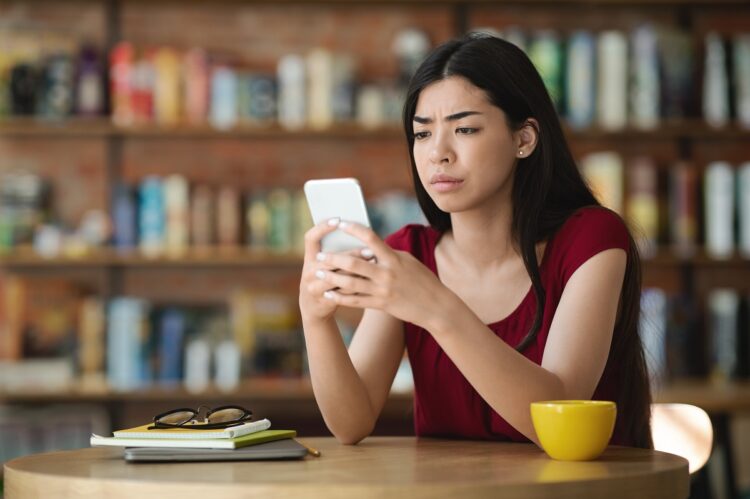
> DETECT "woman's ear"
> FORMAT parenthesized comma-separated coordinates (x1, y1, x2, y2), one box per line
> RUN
(514, 118, 539, 159)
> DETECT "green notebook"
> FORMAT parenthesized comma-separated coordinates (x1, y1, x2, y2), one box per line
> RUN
(90, 429, 297, 450)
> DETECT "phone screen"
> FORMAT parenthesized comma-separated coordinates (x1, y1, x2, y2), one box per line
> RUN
(304, 178, 371, 253)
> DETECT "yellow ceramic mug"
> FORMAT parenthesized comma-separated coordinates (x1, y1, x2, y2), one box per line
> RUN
(530, 400, 616, 461)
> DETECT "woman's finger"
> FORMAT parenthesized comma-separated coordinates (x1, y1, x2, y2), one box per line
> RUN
(322, 290, 378, 309)
(303, 218, 341, 262)
(314, 268, 375, 296)
(336, 221, 393, 264)
(317, 252, 380, 280)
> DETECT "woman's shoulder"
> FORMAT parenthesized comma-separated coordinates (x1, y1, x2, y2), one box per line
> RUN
(384, 224, 441, 254)
(549, 206, 631, 284)
(556, 206, 630, 247)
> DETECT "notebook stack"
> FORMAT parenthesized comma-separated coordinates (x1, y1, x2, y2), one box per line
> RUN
(90, 419, 308, 462)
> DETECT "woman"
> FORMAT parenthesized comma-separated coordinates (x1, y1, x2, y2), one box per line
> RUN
(299, 33, 652, 449)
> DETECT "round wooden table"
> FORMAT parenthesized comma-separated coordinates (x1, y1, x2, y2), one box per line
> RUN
(4, 437, 689, 499)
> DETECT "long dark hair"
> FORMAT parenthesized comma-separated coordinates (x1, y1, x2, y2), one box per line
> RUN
(402, 33, 652, 449)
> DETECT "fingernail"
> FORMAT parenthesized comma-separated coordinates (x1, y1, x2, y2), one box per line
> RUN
(327, 217, 340, 226)
(323, 291, 334, 299)
(361, 248, 374, 258)
(338, 221, 349, 228)
(315, 270, 326, 279)
(316, 252, 326, 262)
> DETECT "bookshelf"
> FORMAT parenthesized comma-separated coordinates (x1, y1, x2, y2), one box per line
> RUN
(1, 4, 750, 489)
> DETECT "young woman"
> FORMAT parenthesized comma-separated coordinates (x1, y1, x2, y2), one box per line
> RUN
(299, 33, 652, 449)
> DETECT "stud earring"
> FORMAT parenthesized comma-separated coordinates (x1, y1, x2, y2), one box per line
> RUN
(518, 150, 524, 156)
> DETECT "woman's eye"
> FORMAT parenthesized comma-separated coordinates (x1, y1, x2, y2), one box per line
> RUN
(456, 127, 477, 135)
(414, 131, 430, 140)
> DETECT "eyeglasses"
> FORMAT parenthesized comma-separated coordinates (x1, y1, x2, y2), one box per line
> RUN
(148, 405, 253, 430)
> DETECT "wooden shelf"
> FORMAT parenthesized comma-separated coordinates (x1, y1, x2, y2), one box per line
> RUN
(642, 251, 750, 268)
(1, 247, 747, 269)
(2, 118, 750, 141)
(0, 247, 303, 268)
(0, 377, 412, 404)
(1, 377, 747, 414)
(0, 118, 403, 140)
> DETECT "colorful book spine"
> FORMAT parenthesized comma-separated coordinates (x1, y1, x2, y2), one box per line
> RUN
(709, 289, 740, 380)
(107, 297, 148, 391)
(277, 54, 306, 130)
(528, 31, 563, 110)
(209, 66, 238, 130)
(704, 161, 735, 259)
(138, 176, 166, 257)
(581, 151, 624, 214)
(164, 174, 189, 257)
(214, 339, 241, 392)
(247, 192, 270, 250)
(184, 338, 211, 393)
(78, 296, 105, 381)
(268, 188, 293, 253)
(356, 85, 384, 130)
(292, 189, 312, 254)
(332, 55, 355, 122)
(131, 56, 155, 124)
(217, 186, 241, 248)
(184, 48, 209, 125)
(38, 54, 75, 119)
(669, 161, 697, 259)
(75, 45, 105, 116)
(626, 157, 659, 259)
(0, 275, 25, 360)
(657, 28, 693, 120)
(703, 32, 730, 128)
(153, 47, 181, 126)
(229, 288, 257, 359)
(566, 30, 595, 129)
(112, 183, 137, 251)
(247, 74, 277, 123)
(739, 162, 750, 258)
(597, 31, 628, 131)
(735, 35, 750, 129)
(109, 41, 135, 126)
(640, 288, 668, 387)
(157, 308, 185, 386)
(630, 25, 660, 130)
(307, 48, 334, 130)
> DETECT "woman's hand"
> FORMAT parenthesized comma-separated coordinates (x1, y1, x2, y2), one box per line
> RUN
(299, 218, 346, 323)
(315, 221, 449, 329)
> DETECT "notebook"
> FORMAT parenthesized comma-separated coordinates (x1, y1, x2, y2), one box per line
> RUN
(123, 438, 309, 462)
(113, 418, 271, 439)
(91, 429, 296, 449)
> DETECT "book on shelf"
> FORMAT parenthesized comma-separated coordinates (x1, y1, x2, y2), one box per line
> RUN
(704, 161, 735, 260)
(91, 428, 295, 450)
(708, 289, 741, 381)
(669, 161, 698, 259)
(626, 157, 659, 259)
(112, 418, 271, 440)
(581, 151, 624, 214)
(566, 30, 595, 129)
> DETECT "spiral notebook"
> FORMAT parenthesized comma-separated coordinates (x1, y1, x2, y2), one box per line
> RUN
(123, 438, 309, 462)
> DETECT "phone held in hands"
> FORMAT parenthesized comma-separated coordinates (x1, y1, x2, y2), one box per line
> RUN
(303, 178, 372, 253)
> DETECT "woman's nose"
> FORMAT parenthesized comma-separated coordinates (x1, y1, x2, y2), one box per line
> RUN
(428, 136, 455, 164)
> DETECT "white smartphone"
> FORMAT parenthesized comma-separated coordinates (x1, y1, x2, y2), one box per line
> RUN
(304, 178, 372, 253)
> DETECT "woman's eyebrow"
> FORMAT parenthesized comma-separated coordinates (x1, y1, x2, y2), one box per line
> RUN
(413, 111, 482, 124)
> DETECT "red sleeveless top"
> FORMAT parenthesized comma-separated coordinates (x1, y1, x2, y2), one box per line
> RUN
(384, 207, 632, 445)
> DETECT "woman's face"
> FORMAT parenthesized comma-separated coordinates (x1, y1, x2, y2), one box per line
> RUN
(412, 76, 519, 216)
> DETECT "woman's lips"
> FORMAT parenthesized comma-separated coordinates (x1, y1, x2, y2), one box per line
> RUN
(430, 177, 464, 193)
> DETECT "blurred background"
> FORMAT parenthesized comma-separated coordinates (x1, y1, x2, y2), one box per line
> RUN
(0, 0, 749, 497)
